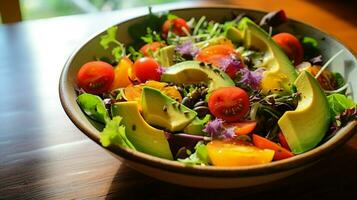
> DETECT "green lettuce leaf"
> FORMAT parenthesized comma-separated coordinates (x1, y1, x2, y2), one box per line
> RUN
(327, 93, 356, 117)
(77, 93, 110, 124)
(100, 26, 126, 61)
(177, 141, 210, 165)
(100, 116, 135, 149)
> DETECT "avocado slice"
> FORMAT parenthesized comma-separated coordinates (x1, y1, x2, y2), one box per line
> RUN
(154, 45, 175, 67)
(111, 102, 173, 160)
(278, 71, 331, 154)
(161, 61, 235, 93)
(183, 115, 211, 135)
(141, 87, 197, 132)
(226, 17, 298, 94)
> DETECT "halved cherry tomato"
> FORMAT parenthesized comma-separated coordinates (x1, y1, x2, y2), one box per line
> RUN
(132, 57, 161, 82)
(224, 121, 257, 135)
(77, 61, 115, 94)
(139, 42, 165, 57)
(207, 140, 275, 166)
(278, 132, 291, 151)
(109, 57, 133, 90)
(273, 32, 304, 65)
(162, 18, 190, 38)
(196, 43, 234, 62)
(252, 134, 294, 161)
(208, 87, 250, 122)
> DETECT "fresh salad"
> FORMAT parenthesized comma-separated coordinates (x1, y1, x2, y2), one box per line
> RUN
(75, 9, 356, 166)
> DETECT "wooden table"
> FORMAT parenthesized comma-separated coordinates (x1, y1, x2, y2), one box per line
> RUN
(1, 1, 357, 199)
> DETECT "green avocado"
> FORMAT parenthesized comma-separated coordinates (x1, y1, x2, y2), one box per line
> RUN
(226, 27, 243, 43)
(183, 115, 211, 135)
(141, 87, 197, 132)
(111, 101, 173, 160)
(226, 17, 298, 94)
(154, 45, 175, 67)
(161, 61, 235, 93)
(278, 71, 331, 154)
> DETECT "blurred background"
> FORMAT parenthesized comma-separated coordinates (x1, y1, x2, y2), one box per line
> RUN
(0, 0, 193, 23)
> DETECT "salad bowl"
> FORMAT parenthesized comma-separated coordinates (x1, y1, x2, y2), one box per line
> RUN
(59, 6, 357, 188)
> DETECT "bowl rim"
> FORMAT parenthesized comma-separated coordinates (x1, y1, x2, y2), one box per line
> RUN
(59, 5, 357, 177)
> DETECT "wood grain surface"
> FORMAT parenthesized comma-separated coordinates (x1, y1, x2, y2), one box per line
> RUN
(1, 1, 357, 199)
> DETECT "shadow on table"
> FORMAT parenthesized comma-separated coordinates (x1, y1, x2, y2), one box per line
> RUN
(305, 0, 357, 27)
(105, 144, 357, 200)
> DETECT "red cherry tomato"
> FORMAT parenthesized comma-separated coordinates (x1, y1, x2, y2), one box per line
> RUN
(224, 121, 257, 135)
(252, 134, 294, 161)
(162, 18, 190, 38)
(132, 57, 161, 82)
(208, 87, 250, 122)
(76, 61, 115, 94)
(139, 42, 165, 57)
(272, 32, 304, 65)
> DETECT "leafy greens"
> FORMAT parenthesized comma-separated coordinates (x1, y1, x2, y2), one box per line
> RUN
(100, 116, 136, 149)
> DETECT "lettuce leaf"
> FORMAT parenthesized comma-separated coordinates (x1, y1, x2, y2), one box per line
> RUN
(177, 141, 210, 165)
(100, 26, 126, 61)
(327, 94, 356, 117)
(100, 116, 135, 149)
(77, 93, 110, 124)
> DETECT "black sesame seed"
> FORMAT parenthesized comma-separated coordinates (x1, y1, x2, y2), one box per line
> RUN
(132, 125, 136, 131)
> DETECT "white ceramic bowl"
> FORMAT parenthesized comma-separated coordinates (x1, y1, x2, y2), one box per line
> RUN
(59, 6, 357, 188)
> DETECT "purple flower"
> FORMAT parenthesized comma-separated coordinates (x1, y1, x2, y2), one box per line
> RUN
(175, 41, 199, 57)
(203, 118, 235, 139)
(239, 68, 264, 90)
(203, 118, 224, 137)
(222, 127, 236, 139)
(156, 66, 166, 75)
(213, 56, 244, 73)
(216, 56, 233, 71)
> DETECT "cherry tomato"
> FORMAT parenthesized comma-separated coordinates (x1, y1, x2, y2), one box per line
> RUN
(132, 57, 161, 82)
(76, 61, 115, 94)
(162, 18, 190, 38)
(224, 121, 257, 135)
(109, 57, 133, 90)
(208, 87, 250, 122)
(139, 42, 165, 57)
(252, 134, 294, 161)
(273, 32, 304, 65)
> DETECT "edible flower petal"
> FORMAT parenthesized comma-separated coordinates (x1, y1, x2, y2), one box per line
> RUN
(203, 118, 235, 139)
(175, 41, 199, 57)
(239, 68, 264, 90)
(156, 65, 166, 75)
(223, 127, 236, 139)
